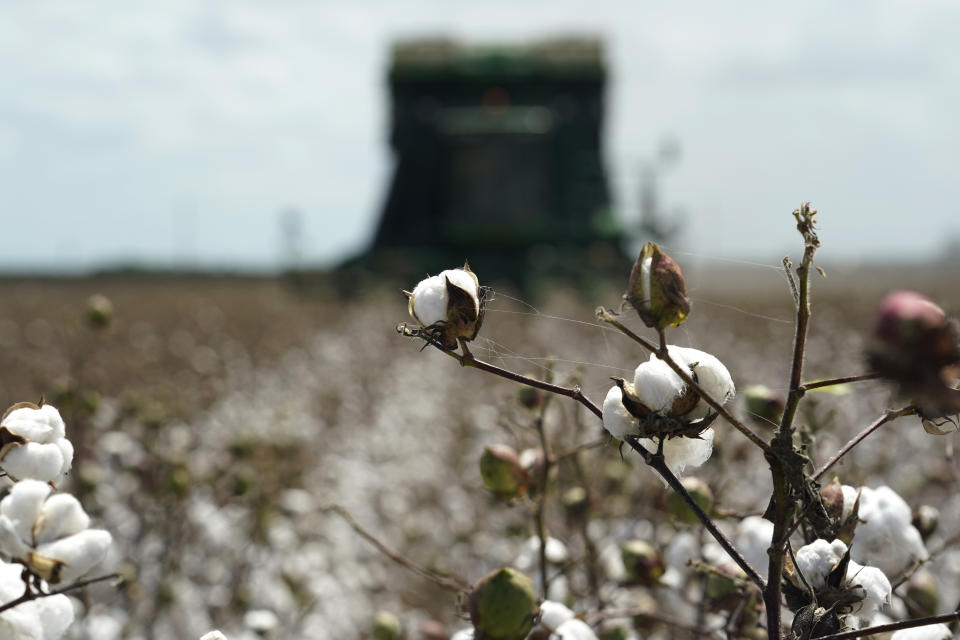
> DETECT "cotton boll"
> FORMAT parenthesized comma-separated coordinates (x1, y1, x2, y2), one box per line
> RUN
(514, 536, 568, 571)
(410, 269, 479, 327)
(845, 560, 891, 621)
(665, 347, 735, 420)
(795, 539, 848, 589)
(32, 594, 75, 639)
(199, 632, 229, 640)
(539, 601, 575, 631)
(0, 405, 73, 485)
(1, 479, 52, 542)
(450, 628, 475, 640)
(602, 386, 639, 440)
(638, 428, 714, 477)
(0, 608, 44, 640)
(34, 493, 91, 545)
(633, 358, 686, 413)
(442, 268, 479, 310)
(2, 443, 67, 485)
(890, 624, 953, 640)
(2, 405, 65, 442)
(735, 516, 774, 580)
(841, 485, 859, 522)
(33, 528, 112, 584)
(410, 275, 448, 326)
(852, 486, 928, 576)
(551, 619, 598, 640)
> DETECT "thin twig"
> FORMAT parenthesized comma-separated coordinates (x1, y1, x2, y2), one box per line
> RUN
(533, 392, 552, 598)
(552, 437, 609, 462)
(812, 406, 916, 480)
(799, 373, 881, 392)
(444, 341, 603, 419)
(587, 606, 718, 635)
(323, 504, 469, 593)
(595, 309, 771, 454)
(623, 438, 767, 591)
(0, 572, 121, 615)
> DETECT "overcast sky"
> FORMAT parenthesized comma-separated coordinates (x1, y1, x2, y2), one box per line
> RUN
(1, 1, 958, 273)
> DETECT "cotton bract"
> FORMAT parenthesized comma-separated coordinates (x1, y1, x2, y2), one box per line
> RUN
(0, 403, 74, 486)
(0, 479, 112, 584)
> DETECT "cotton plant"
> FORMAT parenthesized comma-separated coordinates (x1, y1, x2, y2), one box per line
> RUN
(0, 402, 115, 638)
(392, 205, 960, 639)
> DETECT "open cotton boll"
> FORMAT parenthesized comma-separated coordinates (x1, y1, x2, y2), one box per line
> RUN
(33, 528, 113, 584)
(2, 405, 65, 442)
(0, 404, 73, 485)
(514, 536, 569, 571)
(664, 346, 736, 420)
(410, 275, 449, 326)
(795, 538, 848, 588)
(551, 619, 598, 640)
(410, 268, 479, 327)
(602, 386, 639, 440)
(735, 516, 774, 579)
(638, 428, 714, 477)
(450, 628, 475, 640)
(33, 493, 91, 545)
(633, 357, 687, 413)
(0, 479, 112, 584)
(845, 560, 892, 621)
(0, 558, 74, 639)
(851, 486, 928, 576)
(539, 600, 575, 631)
(890, 624, 953, 640)
(794, 539, 891, 625)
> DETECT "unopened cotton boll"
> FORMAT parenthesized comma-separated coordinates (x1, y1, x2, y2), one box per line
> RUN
(0, 403, 74, 486)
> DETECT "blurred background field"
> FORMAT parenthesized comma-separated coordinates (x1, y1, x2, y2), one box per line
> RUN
(0, 262, 958, 638)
